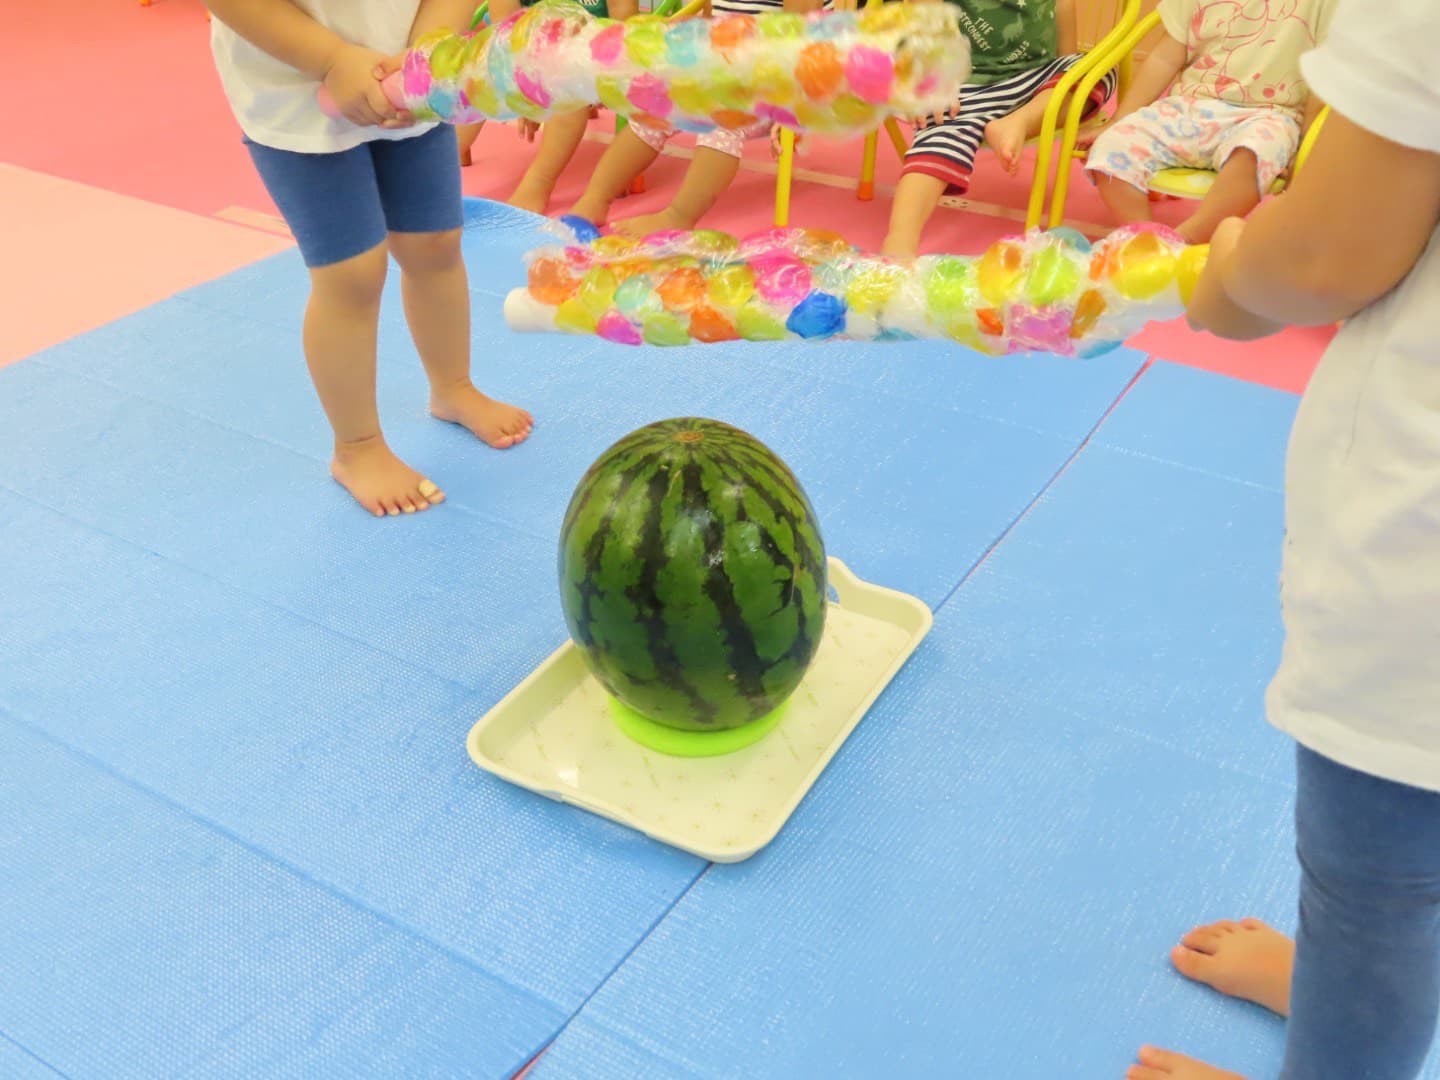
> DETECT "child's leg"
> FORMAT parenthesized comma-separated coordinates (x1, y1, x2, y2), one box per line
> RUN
(882, 115, 986, 259)
(1129, 745, 1440, 1080)
(1281, 746, 1440, 1078)
(612, 127, 745, 236)
(457, 122, 484, 167)
(983, 58, 1119, 175)
(1175, 109, 1302, 244)
(568, 124, 666, 225)
(373, 127, 533, 449)
(509, 109, 592, 214)
(1173, 149, 1261, 244)
(1086, 98, 1191, 228)
(244, 137, 442, 517)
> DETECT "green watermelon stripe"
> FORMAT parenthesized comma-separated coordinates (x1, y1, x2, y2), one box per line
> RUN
(564, 459, 653, 647)
(707, 445, 826, 576)
(619, 463, 721, 723)
(681, 459, 773, 705)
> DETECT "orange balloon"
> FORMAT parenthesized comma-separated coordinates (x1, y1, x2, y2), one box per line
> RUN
(712, 109, 760, 129)
(710, 14, 756, 52)
(1070, 289, 1107, 338)
(797, 42, 844, 101)
(610, 258, 654, 283)
(528, 256, 580, 306)
(657, 267, 707, 312)
(690, 305, 740, 343)
(977, 308, 1004, 336)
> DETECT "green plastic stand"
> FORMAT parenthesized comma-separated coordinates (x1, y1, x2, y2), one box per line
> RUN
(610, 698, 788, 758)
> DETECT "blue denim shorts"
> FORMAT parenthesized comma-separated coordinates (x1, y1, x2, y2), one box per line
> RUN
(245, 125, 463, 268)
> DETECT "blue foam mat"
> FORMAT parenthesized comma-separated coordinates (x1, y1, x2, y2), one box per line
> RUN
(0, 199, 1145, 1075)
(534, 364, 1440, 1078)
(0, 716, 555, 1079)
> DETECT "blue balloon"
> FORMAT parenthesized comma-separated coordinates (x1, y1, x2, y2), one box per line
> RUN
(1046, 226, 1092, 253)
(558, 215, 602, 244)
(666, 19, 707, 66)
(786, 291, 847, 340)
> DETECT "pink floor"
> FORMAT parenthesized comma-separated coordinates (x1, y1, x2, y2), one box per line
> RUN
(1, 0, 1331, 391)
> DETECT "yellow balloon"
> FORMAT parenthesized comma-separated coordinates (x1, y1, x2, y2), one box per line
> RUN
(1176, 244, 1209, 306)
(555, 296, 600, 334)
(709, 264, 756, 309)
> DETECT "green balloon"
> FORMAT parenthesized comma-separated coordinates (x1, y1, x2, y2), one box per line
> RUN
(642, 312, 691, 347)
(737, 302, 789, 341)
(1024, 246, 1081, 306)
(923, 256, 972, 321)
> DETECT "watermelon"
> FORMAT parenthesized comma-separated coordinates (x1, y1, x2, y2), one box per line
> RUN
(559, 418, 827, 732)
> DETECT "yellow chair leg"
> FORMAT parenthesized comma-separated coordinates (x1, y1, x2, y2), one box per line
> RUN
(883, 118, 908, 160)
(858, 131, 878, 201)
(775, 128, 796, 227)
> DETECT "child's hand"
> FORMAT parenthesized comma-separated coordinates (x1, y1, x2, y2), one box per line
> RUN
(323, 44, 409, 128)
(1186, 217, 1281, 340)
(914, 103, 962, 129)
(1074, 117, 1108, 151)
(769, 125, 805, 160)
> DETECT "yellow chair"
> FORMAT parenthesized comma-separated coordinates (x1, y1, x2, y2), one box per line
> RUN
(1044, 9, 1330, 227)
(773, 0, 1144, 229)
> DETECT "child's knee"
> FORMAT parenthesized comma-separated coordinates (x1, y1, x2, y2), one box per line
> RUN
(311, 243, 389, 308)
(389, 229, 463, 276)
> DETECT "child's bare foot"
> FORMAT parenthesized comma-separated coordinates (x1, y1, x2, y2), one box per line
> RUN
(1171, 918, 1294, 1016)
(508, 177, 554, 215)
(984, 112, 1030, 174)
(331, 435, 444, 517)
(613, 206, 696, 238)
(1126, 1046, 1246, 1080)
(431, 382, 534, 449)
(880, 234, 919, 261)
(567, 194, 611, 227)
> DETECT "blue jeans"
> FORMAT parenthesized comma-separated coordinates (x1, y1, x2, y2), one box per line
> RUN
(1284, 745, 1440, 1078)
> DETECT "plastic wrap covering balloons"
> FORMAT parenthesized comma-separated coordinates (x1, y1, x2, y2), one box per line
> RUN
(317, 0, 970, 136)
(503, 223, 1209, 356)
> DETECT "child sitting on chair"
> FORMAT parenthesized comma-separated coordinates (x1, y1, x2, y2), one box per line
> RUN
(469, 0, 639, 213)
(881, 0, 1114, 260)
(1083, 0, 1332, 244)
(565, 0, 825, 237)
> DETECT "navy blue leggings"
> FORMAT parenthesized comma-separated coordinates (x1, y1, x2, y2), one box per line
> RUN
(1284, 745, 1440, 1078)
(245, 125, 463, 269)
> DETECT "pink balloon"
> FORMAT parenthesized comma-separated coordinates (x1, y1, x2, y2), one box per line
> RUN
(597, 311, 643, 345)
(751, 253, 812, 305)
(844, 45, 894, 104)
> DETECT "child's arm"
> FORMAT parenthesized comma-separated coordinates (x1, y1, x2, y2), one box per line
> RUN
(1188, 109, 1440, 339)
(1075, 29, 1185, 148)
(205, 0, 403, 126)
(409, 0, 484, 41)
(1056, 0, 1078, 57)
(608, 0, 639, 20)
(1111, 32, 1186, 124)
(488, 0, 522, 23)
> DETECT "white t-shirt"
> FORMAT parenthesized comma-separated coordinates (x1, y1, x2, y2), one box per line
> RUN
(1266, 0, 1440, 791)
(211, 0, 438, 153)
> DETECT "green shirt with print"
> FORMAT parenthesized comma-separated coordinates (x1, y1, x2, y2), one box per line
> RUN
(947, 0, 1057, 85)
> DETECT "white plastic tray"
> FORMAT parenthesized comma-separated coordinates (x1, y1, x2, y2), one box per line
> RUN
(467, 558, 933, 862)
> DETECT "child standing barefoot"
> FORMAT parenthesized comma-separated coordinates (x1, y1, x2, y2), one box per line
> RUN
(1084, 0, 1331, 245)
(881, 0, 1115, 260)
(206, 0, 533, 518)
(1131, 1, 1440, 1076)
